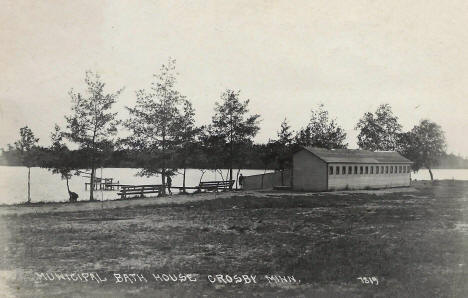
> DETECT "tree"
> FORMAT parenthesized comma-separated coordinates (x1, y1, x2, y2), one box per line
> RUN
(233, 141, 255, 189)
(210, 89, 261, 188)
(125, 58, 184, 195)
(258, 142, 276, 171)
(199, 125, 228, 182)
(13, 126, 39, 203)
(40, 125, 82, 201)
(355, 104, 402, 151)
(270, 119, 295, 184)
(398, 119, 446, 181)
(295, 104, 347, 149)
(64, 71, 123, 201)
(258, 141, 276, 188)
(0, 144, 22, 165)
(174, 99, 200, 193)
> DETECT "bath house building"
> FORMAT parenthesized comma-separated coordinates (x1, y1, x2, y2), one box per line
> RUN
(293, 147, 413, 191)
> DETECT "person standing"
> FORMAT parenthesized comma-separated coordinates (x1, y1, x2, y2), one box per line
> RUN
(238, 174, 244, 189)
(167, 176, 172, 195)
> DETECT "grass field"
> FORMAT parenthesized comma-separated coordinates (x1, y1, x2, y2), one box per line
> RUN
(0, 182, 467, 297)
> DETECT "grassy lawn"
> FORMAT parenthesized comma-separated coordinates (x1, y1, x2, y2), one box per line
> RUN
(0, 182, 467, 297)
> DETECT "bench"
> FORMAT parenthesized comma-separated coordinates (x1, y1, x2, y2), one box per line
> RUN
(196, 180, 235, 192)
(117, 185, 162, 199)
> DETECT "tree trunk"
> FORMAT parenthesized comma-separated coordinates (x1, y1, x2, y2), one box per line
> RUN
(161, 129, 166, 196)
(182, 168, 186, 193)
(90, 167, 95, 201)
(66, 176, 70, 193)
(229, 112, 233, 190)
(235, 168, 240, 190)
(161, 168, 166, 196)
(261, 167, 266, 189)
(66, 176, 72, 201)
(429, 168, 434, 181)
(27, 167, 31, 203)
(89, 133, 96, 201)
(229, 146, 233, 189)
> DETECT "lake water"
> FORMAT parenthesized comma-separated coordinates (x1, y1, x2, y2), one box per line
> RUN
(1, 166, 467, 205)
(0, 166, 270, 205)
(411, 169, 468, 181)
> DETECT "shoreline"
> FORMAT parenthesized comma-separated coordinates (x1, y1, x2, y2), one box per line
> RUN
(1, 179, 467, 214)
(0, 191, 237, 216)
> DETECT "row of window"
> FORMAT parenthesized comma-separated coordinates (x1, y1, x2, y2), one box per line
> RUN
(329, 165, 411, 175)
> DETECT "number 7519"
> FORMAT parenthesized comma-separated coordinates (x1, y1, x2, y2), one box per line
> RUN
(357, 277, 379, 285)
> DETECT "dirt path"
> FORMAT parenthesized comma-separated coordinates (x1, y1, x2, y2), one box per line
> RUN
(0, 191, 236, 216)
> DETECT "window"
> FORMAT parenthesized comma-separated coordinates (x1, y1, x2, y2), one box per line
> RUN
(329, 166, 333, 175)
(402, 166, 406, 173)
(390, 166, 393, 174)
(354, 166, 358, 174)
(336, 166, 340, 175)
(381, 166, 384, 174)
(376, 166, 380, 174)
(348, 166, 352, 174)
(342, 166, 346, 175)
(385, 166, 389, 174)
(370, 166, 374, 174)
(407, 166, 411, 173)
(365, 166, 369, 174)
(399, 166, 402, 173)
(360, 166, 363, 174)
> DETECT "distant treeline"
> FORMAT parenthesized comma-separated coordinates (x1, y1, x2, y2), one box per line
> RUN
(1, 146, 467, 170)
(0, 144, 271, 170)
(433, 153, 468, 169)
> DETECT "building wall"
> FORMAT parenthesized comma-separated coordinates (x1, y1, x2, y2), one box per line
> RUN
(327, 163, 411, 190)
(243, 170, 291, 190)
(292, 150, 327, 191)
(246, 150, 412, 192)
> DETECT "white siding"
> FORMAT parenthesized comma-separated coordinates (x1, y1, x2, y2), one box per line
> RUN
(327, 163, 411, 190)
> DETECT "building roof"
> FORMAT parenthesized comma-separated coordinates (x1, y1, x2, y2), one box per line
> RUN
(301, 147, 413, 164)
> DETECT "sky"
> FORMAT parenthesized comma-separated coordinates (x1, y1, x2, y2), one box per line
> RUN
(1, 0, 467, 156)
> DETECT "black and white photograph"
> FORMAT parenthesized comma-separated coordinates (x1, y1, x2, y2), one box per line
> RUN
(0, 1, 467, 297)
